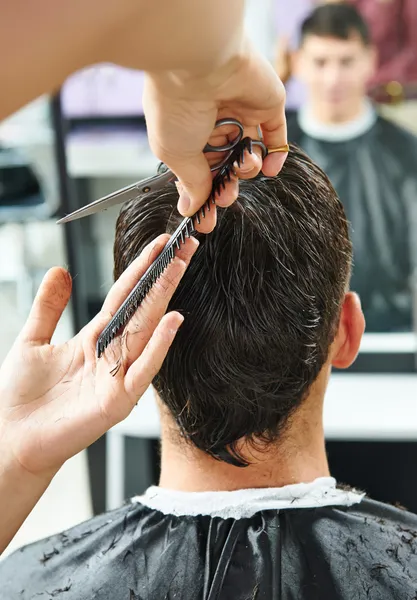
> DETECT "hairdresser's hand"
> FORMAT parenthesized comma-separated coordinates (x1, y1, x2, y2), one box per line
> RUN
(144, 37, 287, 232)
(0, 235, 198, 478)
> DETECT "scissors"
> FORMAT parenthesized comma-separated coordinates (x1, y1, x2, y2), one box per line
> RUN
(57, 118, 269, 225)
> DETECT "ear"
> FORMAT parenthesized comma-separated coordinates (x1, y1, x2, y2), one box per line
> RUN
(331, 292, 365, 369)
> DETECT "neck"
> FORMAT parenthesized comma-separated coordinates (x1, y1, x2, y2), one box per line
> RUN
(310, 98, 366, 125)
(158, 384, 330, 492)
(299, 99, 376, 143)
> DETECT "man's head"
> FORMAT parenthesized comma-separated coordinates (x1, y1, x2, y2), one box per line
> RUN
(114, 146, 364, 467)
(294, 4, 376, 122)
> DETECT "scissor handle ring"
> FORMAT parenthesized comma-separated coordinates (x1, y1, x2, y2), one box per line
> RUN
(203, 118, 244, 153)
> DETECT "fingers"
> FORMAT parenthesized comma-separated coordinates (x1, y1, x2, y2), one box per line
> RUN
(118, 236, 198, 369)
(188, 123, 264, 218)
(123, 311, 184, 401)
(101, 234, 170, 317)
(176, 152, 213, 216)
(20, 267, 72, 345)
(233, 146, 263, 181)
(176, 122, 263, 219)
(260, 82, 288, 177)
(191, 203, 217, 234)
(91, 236, 198, 370)
(262, 148, 288, 178)
(143, 84, 216, 220)
(213, 150, 261, 210)
(84, 234, 172, 362)
(175, 181, 217, 233)
(213, 176, 239, 209)
(179, 146, 263, 225)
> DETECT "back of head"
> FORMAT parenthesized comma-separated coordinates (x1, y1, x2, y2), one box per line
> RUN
(301, 3, 370, 46)
(114, 146, 352, 466)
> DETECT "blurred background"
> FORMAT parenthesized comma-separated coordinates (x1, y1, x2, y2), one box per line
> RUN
(2, 0, 417, 556)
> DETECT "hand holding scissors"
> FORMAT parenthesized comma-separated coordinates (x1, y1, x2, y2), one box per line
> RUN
(143, 45, 288, 226)
(58, 119, 288, 233)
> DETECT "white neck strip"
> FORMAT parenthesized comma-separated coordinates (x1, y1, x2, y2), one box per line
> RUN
(298, 100, 377, 142)
(132, 477, 364, 520)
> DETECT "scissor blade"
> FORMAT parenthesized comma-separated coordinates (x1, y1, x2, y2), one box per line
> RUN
(57, 171, 174, 224)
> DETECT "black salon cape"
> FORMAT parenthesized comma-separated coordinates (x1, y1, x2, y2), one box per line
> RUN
(1, 497, 417, 600)
(287, 113, 417, 333)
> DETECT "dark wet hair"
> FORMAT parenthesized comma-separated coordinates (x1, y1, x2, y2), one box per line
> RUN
(114, 145, 352, 466)
(301, 3, 371, 46)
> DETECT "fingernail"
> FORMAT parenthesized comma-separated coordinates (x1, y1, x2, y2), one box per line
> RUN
(170, 315, 184, 335)
(236, 165, 253, 174)
(178, 193, 190, 214)
(234, 160, 252, 173)
(187, 237, 200, 252)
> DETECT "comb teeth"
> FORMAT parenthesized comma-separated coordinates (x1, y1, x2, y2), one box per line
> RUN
(244, 137, 253, 154)
(97, 138, 251, 358)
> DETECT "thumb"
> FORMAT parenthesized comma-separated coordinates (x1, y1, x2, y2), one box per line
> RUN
(20, 267, 72, 344)
(174, 152, 213, 216)
(142, 76, 216, 216)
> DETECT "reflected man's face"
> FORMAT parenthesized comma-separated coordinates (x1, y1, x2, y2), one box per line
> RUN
(296, 33, 375, 121)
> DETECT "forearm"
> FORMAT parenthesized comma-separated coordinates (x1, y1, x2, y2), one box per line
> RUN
(0, 455, 55, 555)
(109, 0, 245, 74)
(0, 0, 245, 121)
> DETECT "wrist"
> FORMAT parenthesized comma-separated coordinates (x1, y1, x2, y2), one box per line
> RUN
(0, 453, 53, 490)
(0, 452, 56, 506)
(0, 432, 55, 554)
(0, 421, 57, 485)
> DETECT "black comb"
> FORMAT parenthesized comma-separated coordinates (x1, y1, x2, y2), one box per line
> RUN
(97, 136, 263, 357)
